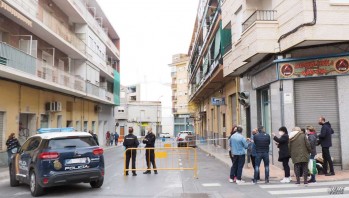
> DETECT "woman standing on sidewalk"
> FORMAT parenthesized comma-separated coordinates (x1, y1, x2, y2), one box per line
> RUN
(6, 133, 20, 164)
(228, 125, 237, 183)
(289, 127, 311, 185)
(272, 126, 291, 183)
(307, 126, 317, 183)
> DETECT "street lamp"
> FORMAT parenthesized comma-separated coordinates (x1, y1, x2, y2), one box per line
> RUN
(156, 95, 163, 136)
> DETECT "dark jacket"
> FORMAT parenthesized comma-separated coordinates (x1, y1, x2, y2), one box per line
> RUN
(92, 134, 99, 146)
(253, 132, 270, 153)
(123, 134, 139, 148)
(143, 132, 156, 148)
(273, 134, 290, 161)
(308, 133, 317, 156)
(289, 131, 311, 164)
(6, 137, 20, 151)
(318, 122, 334, 148)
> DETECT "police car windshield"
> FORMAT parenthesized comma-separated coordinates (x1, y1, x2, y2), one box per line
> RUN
(48, 137, 97, 149)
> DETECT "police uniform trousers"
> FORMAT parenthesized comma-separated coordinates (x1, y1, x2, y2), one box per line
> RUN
(126, 149, 137, 173)
(145, 148, 157, 170)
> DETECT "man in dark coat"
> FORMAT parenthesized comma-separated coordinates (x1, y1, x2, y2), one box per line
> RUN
(143, 126, 157, 174)
(253, 126, 271, 184)
(123, 127, 139, 176)
(318, 116, 335, 176)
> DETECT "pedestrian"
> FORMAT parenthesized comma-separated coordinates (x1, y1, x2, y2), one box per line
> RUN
(110, 132, 115, 146)
(228, 125, 237, 183)
(230, 126, 249, 184)
(123, 127, 139, 176)
(228, 125, 237, 163)
(318, 116, 335, 176)
(289, 127, 311, 185)
(307, 126, 317, 183)
(114, 132, 119, 146)
(143, 126, 157, 174)
(89, 130, 99, 146)
(252, 126, 271, 184)
(272, 126, 291, 183)
(6, 133, 20, 164)
(249, 128, 260, 181)
(106, 131, 110, 146)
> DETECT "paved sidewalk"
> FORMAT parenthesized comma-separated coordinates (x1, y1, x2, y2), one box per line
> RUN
(197, 143, 349, 182)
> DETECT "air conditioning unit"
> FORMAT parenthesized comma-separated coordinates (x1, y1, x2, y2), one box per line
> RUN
(95, 105, 102, 113)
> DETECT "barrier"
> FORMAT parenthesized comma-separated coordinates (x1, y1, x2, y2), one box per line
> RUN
(123, 147, 198, 178)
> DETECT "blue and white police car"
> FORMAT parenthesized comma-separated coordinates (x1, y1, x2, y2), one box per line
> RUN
(9, 128, 104, 197)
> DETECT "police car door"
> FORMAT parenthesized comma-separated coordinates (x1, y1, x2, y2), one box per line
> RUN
(18, 137, 41, 180)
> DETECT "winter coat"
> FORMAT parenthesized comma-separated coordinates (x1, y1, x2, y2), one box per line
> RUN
(289, 131, 311, 164)
(230, 132, 249, 155)
(308, 133, 317, 156)
(253, 132, 270, 153)
(318, 122, 334, 148)
(273, 134, 290, 161)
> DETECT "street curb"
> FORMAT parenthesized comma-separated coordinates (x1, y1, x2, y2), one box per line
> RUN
(197, 145, 231, 168)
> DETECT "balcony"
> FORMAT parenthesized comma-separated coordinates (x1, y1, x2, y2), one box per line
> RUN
(171, 84, 177, 89)
(0, 42, 36, 75)
(242, 10, 277, 32)
(0, 42, 113, 104)
(71, 0, 120, 58)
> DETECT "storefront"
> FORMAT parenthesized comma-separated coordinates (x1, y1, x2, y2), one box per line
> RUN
(240, 53, 349, 168)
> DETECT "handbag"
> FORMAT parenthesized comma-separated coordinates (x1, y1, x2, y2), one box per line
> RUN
(308, 159, 318, 175)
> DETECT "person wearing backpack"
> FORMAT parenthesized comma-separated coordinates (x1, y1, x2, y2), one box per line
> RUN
(114, 132, 120, 146)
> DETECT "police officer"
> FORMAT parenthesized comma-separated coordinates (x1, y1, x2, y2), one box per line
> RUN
(123, 127, 139, 176)
(143, 126, 157, 174)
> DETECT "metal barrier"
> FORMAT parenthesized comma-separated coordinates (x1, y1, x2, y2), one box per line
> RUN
(123, 147, 198, 178)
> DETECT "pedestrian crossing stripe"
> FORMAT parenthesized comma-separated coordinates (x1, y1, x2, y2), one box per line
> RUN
(285, 194, 348, 198)
(259, 180, 349, 189)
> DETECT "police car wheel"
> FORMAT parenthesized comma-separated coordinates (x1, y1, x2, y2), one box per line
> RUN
(30, 171, 44, 197)
(90, 177, 104, 188)
(9, 164, 19, 187)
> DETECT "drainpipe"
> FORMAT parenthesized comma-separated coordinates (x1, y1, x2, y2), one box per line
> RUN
(235, 77, 240, 125)
(280, 80, 285, 126)
(277, 0, 317, 50)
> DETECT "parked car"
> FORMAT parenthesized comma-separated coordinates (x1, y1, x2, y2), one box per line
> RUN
(160, 132, 171, 138)
(177, 131, 194, 147)
(9, 128, 104, 197)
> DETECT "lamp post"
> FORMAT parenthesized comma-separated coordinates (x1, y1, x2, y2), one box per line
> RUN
(156, 95, 163, 136)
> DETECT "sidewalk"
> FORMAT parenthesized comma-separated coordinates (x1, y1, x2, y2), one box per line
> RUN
(197, 143, 349, 182)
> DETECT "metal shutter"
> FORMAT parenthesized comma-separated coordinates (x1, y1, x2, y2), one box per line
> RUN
(0, 112, 4, 151)
(294, 78, 341, 164)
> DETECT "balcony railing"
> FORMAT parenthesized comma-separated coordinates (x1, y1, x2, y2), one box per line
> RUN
(242, 10, 277, 32)
(72, 0, 120, 57)
(0, 42, 36, 75)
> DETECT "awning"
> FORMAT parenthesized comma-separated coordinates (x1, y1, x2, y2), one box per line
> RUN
(0, 0, 32, 27)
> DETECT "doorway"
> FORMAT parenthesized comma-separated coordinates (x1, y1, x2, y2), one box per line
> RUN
(19, 113, 36, 145)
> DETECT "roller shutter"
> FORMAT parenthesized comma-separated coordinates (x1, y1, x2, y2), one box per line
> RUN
(294, 78, 341, 164)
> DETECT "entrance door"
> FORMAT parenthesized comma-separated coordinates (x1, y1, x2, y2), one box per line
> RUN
(261, 89, 271, 135)
(19, 114, 36, 145)
(57, 115, 62, 128)
(294, 78, 341, 164)
(0, 112, 4, 151)
(120, 126, 125, 138)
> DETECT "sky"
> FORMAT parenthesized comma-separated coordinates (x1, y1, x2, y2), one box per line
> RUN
(98, 0, 200, 133)
(98, 0, 199, 87)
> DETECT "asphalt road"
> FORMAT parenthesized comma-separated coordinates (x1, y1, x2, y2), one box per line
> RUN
(1, 145, 349, 198)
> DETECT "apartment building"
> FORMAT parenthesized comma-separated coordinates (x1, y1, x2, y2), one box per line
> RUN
(0, 0, 120, 165)
(188, 0, 238, 148)
(115, 85, 162, 137)
(169, 54, 194, 137)
(222, 0, 349, 169)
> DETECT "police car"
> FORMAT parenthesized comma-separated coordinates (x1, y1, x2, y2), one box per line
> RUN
(8, 128, 104, 197)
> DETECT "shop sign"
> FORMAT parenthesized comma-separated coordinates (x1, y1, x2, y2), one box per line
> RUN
(211, 97, 225, 106)
(278, 56, 349, 79)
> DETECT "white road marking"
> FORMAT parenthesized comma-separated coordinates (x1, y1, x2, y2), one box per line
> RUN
(14, 192, 31, 196)
(202, 183, 221, 187)
(179, 163, 182, 166)
(286, 194, 349, 198)
(260, 180, 349, 189)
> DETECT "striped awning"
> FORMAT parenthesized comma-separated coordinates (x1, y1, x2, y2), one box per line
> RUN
(0, 0, 32, 27)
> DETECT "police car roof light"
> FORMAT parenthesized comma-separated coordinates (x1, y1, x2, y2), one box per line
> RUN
(37, 127, 75, 133)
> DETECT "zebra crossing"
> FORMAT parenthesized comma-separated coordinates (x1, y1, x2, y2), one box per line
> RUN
(258, 180, 349, 198)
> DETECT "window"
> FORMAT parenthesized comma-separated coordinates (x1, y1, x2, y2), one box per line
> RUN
(120, 91, 126, 98)
(234, 6, 243, 41)
(48, 137, 97, 149)
(76, 121, 81, 131)
(92, 121, 96, 132)
(40, 114, 49, 128)
(21, 137, 41, 152)
(84, 121, 88, 132)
